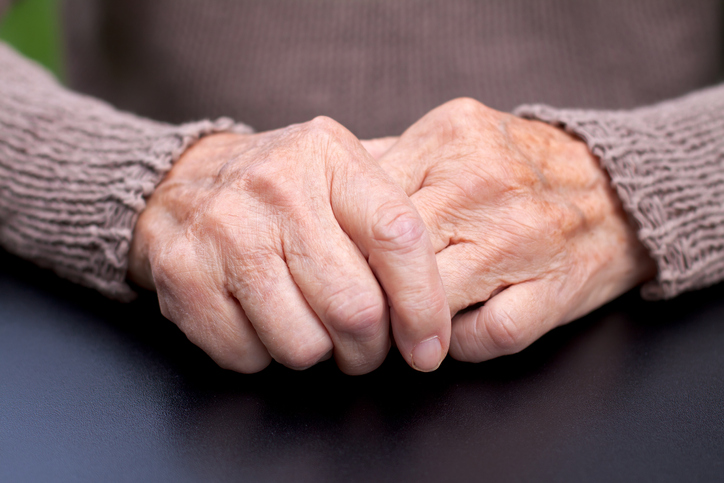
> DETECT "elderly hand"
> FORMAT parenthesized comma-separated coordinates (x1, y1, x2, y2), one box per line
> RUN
(369, 99, 656, 362)
(128, 117, 450, 374)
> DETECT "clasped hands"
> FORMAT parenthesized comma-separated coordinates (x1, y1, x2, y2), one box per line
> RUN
(128, 99, 655, 374)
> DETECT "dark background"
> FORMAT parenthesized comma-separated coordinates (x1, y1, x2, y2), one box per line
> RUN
(1, 248, 723, 482)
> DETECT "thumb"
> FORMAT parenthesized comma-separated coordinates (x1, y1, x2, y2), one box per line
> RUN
(449, 280, 567, 362)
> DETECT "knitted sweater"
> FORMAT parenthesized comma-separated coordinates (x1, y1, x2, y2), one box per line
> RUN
(1, 0, 723, 300)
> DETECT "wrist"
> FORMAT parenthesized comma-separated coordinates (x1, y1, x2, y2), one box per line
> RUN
(127, 132, 251, 290)
(128, 210, 155, 290)
(519, 118, 657, 300)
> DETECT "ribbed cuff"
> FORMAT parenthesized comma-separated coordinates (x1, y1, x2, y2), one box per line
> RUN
(0, 42, 252, 300)
(515, 84, 724, 299)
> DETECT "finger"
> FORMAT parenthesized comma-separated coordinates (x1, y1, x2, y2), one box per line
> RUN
(434, 242, 509, 315)
(360, 136, 399, 160)
(374, 109, 456, 196)
(230, 253, 335, 370)
(154, 250, 272, 374)
(331, 145, 451, 372)
(449, 280, 566, 362)
(284, 216, 392, 375)
(376, 97, 495, 195)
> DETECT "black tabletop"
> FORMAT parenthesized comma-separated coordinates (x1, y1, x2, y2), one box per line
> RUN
(1, 249, 723, 483)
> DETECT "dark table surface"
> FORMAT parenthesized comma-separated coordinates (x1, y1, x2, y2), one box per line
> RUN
(1, 250, 723, 483)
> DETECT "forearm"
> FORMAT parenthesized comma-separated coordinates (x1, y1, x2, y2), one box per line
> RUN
(0, 41, 249, 300)
(516, 84, 724, 299)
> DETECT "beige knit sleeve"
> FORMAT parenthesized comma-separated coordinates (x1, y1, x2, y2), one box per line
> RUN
(515, 84, 724, 300)
(0, 42, 251, 300)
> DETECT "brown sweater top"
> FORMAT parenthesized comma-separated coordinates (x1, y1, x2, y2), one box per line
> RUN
(1, 0, 723, 300)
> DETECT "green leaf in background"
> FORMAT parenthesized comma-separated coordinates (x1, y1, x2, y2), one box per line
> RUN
(0, 0, 64, 80)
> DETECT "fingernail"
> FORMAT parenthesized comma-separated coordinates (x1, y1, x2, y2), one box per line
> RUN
(411, 336, 442, 372)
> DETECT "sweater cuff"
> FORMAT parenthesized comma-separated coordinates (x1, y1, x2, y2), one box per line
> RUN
(514, 84, 724, 300)
(0, 42, 252, 301)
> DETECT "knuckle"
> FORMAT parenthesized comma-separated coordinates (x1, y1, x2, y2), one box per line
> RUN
(480, 306, 526, 355)
(325, 288, 386, 337)
(278, 339, 332, 370)
(196, 192, 241, 234)
(184, 310, 272, 374)
(423, 97, 491, 147)
(445, 97, 488, 117)
(371, 202, 426, 252)
(308, 115, 343, 132)
(235, 160, 299, 208)
(305, 115, 350, 143)
(302, 116, 362, 164)
(152, 241, 222, 313)
(396, 288, 449, 334)
(153, 240, 196, 288)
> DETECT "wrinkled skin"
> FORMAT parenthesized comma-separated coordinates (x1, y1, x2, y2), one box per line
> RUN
(366, 98, 656, 362)
(129, 98, 657, 374)
(128, 116, 450, 375)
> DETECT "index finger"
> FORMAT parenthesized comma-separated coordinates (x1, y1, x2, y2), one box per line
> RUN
(329, 142, 451, 372)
